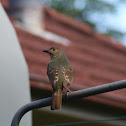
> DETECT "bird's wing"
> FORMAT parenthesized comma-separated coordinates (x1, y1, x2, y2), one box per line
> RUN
(47, 64, 59, 89)
(63, 66, 73, 86)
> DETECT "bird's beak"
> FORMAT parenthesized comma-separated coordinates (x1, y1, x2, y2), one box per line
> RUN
(42, 49, 49, 53)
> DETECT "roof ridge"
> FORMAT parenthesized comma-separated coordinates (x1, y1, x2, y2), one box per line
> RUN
(43, 6, 94, 35)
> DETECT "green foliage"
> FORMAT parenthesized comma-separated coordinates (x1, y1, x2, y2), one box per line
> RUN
(43, 0, 125, 43)
(105, 29, 125, 40)
(43, 0, 115, 21)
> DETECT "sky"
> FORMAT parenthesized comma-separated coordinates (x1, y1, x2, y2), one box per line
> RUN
(72, 0, 126, 44)
(75, 0, 126, 44)
(102, 0, 126, 44)
(105, 1, 126, 32)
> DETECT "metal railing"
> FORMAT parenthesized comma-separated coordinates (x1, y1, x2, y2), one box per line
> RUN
(11, 79, 126, 126)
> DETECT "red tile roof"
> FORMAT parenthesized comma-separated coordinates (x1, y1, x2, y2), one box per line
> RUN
(2, 1, 126, 109)
(1, 0, 8, 10)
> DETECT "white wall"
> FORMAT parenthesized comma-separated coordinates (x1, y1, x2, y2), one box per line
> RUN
(0, 3, 31, 126)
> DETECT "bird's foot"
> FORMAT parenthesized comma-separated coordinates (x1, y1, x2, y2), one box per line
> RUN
(66, 92, 70, 97)
(63, 84, 72, 93)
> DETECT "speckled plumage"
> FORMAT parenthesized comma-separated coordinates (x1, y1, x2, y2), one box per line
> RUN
(43, 47, 73, 110)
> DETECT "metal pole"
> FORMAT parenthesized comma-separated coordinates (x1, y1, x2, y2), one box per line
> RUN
(11, 79, 126, 126)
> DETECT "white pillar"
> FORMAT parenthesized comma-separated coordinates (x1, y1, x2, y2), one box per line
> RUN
(0, 3, 31, 126)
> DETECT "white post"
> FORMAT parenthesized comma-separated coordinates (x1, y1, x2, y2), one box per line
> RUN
(0, 3, 31, 126)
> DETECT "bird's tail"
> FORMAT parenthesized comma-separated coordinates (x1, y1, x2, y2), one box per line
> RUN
(51, 89, 63, 110)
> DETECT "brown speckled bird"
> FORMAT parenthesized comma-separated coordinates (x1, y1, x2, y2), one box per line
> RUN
(43, 47, 73, 110)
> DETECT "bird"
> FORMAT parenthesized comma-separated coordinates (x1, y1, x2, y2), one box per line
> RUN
(43, 47, 73, 110)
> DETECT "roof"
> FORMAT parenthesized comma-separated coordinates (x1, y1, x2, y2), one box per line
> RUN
(2, 1, 126, 109)
(1, 0, 8, 8)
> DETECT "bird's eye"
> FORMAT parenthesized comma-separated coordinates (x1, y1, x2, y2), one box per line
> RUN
(53, 48, 56, 51)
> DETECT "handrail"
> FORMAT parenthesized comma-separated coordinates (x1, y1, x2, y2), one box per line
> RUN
(11, 79, 126, 126)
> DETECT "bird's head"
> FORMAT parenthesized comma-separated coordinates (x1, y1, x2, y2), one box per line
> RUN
(43, 47, 63, 60)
